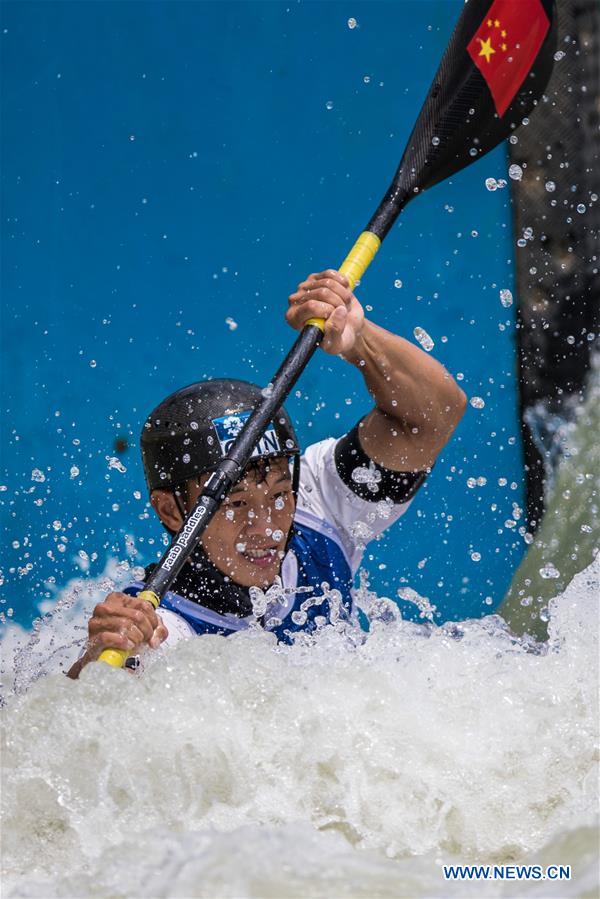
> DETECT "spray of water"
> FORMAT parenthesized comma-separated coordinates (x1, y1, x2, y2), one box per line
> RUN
(1, 553, 598, 897)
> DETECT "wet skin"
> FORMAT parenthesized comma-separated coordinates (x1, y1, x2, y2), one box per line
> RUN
(178, 457, 296, 589)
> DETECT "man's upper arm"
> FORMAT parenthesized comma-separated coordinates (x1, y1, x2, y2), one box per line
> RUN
(357, 406, 448, 472)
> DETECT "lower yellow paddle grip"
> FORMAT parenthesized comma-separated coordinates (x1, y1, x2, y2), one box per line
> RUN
(305, 231, 381, 332)
(98, 590, 160, 668)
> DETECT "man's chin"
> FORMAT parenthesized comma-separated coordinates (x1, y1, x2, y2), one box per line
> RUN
(232, 561, 281, 589)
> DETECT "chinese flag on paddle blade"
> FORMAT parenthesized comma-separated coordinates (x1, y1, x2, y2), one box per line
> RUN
(467, 0, 551, 116)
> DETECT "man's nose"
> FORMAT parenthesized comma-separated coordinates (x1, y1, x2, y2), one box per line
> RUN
(243, 505, 272, 533)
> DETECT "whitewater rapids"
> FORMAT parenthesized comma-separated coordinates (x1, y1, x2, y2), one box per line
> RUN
(1, 555, 598, 898)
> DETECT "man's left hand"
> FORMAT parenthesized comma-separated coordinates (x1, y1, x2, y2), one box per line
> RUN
(286, 269, 365, 356)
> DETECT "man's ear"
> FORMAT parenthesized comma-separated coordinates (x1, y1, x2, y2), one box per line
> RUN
(150, 490, 184, 532)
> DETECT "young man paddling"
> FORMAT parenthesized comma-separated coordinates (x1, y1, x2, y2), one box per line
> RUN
(68, 270, 466, 677)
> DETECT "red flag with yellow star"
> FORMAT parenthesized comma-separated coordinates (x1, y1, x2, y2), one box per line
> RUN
(467, 0, 551, 116)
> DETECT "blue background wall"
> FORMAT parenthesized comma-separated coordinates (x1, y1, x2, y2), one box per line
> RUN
(1, 1, 527, 627)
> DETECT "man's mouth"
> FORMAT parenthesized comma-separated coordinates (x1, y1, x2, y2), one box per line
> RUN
(238, 546, 278, 567)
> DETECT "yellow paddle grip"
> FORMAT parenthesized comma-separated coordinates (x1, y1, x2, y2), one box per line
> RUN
(98, 590, 161, 668)
(305, 231, 381, 332)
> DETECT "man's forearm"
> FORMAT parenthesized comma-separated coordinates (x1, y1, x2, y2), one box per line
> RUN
(341, 319, 466, 470)
(343, 319, 466, 429)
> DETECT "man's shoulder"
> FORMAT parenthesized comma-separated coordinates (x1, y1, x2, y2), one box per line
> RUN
(298, 436, 337, 469)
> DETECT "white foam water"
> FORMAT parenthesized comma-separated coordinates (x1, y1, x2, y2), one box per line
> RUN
(1, 556, 598, 897)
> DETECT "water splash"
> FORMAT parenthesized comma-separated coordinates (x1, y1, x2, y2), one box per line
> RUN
(1, 553, 598, 897)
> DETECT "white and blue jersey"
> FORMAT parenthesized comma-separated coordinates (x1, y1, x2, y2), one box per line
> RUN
(125, 428, 427, 651)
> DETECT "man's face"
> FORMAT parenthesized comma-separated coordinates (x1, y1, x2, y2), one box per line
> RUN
(188, 457, 296, 588)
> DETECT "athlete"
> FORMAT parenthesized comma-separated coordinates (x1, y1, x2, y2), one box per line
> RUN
(67, 270, 466, 677)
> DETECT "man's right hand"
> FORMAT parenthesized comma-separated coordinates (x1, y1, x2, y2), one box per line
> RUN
(67, 592, 168, 678)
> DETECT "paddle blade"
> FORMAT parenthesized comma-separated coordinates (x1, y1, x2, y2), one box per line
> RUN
(368, 0, 557, 238)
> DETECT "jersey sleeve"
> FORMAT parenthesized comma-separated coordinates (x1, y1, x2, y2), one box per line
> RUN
(297, 426, 428, 574)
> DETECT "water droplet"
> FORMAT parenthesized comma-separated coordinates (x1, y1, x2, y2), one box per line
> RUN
(545, 180, 556, 192)
(499, 288, 513, 307)
(539, 562, 560, 579)
(325, 100, 334, 110)
(470, 551, 481, 562)
(431, 136, 440, 146)
(576, 203, 586, 214)
(31, 469, 46, 483)
(89, 359, 97, 368)
(363, 75, 371, 84)
(347, 17, 358, 29)
(274, 497, 285, 511)
(413, 326, 434, 351)
(225, 317, 238, 330)
(351, 462, 381, 493)
(107, 456, 127, 473)
(393, 279, 402, 288)
(272, 529, 284, 542)
(553, 50, 565, 61)
(469, 147, 478, 157)
(470, 396, 485, 409)
(508, 164, 523, 181)
(69, 465, 79, 479)
(225, 509, 235, 521)
(376, 499, 394, 520)
(349, 520, 374, 542)
(485, 177, 498, 191)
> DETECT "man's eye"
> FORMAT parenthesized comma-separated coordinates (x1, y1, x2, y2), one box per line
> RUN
(228, 500, 246, 509)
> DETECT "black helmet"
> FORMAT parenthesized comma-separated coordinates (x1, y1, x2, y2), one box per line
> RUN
(141, 379, 300, 492)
